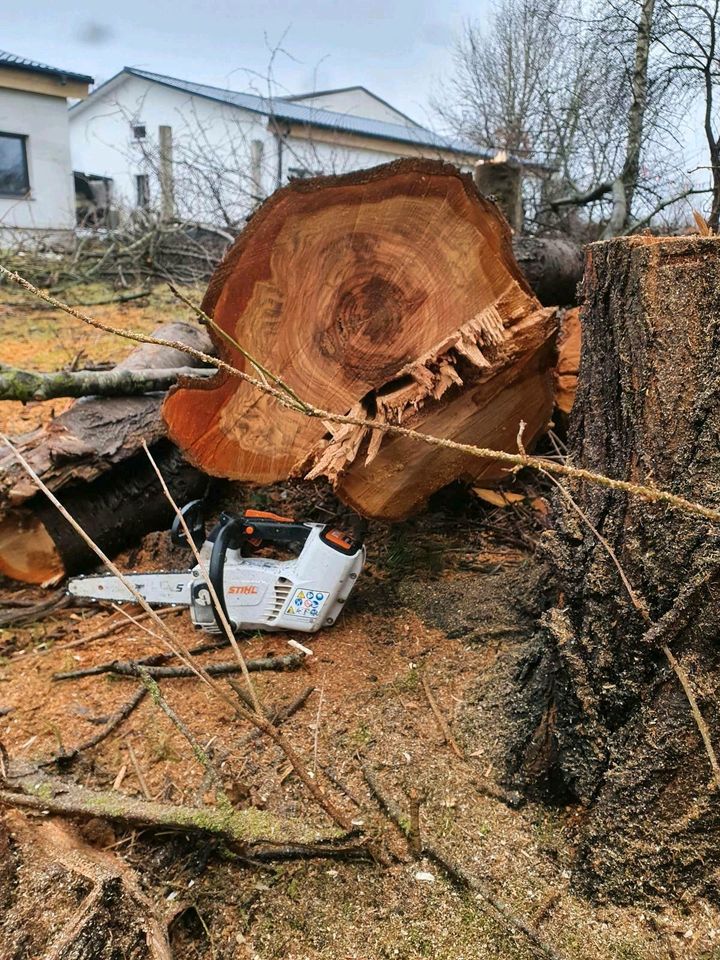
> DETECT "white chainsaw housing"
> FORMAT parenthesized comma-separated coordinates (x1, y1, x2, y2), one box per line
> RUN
(189, 524, 364, 633)
(68, 523, 365, 634)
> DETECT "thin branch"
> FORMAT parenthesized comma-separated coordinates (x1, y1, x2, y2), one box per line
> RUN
(420, 674, 465, 760)
(2, 266, 719, 526)
(54, 652, 303, 681)
(138, 669, 225, 791)
(47, 686, 148, 766)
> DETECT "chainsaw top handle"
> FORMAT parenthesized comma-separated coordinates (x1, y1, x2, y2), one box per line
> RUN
(207, 512, 312, 631)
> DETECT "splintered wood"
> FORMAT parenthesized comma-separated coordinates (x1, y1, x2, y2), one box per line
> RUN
(163, 158, 558, 521)
(554, 307, 581, 416)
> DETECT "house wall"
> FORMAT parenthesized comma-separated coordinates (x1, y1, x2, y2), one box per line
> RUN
(0, 87, 75, 237)
(70, 74, 275, 226)
(69, 74, 477, 229)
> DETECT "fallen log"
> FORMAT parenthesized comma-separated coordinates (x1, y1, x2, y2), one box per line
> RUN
(0, 322, 212, 583)
(511, 236, 584, 307)
(163, 158, 558, 521)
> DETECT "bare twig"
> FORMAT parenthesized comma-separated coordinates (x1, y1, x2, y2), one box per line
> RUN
(138, 669, 225, 791)
(420, 674, 465, 760)
(360, 760, 567, 960)
(52, 634, 229, 679)
(126, 740, 152, 800)
(54, 652, 302, 681)
(53, 606, 181, 652)
(408, 787, 423, 857)
(47, 686, 147, 766)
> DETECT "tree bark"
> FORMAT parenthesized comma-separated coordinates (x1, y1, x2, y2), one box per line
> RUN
(0, 322, 213, 583)
(512, 235, 720, 900)
(163, 158, 558, 522)
(512, 237, 583, 306)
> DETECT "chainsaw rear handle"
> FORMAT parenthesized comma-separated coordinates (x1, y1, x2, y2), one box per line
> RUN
(207, 514, 313, 631)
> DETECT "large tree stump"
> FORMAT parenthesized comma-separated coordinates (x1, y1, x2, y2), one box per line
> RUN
(513, 236, 720, 900)
(163, 158, 558, 521)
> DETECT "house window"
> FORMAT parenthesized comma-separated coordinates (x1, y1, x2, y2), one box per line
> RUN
(135, 174, 150, 208)
(132, 123, 147, 140)
(0, 133, 30, 197)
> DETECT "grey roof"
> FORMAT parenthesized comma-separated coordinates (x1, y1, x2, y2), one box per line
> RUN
(114, 67, 496, 161)
(0, 50, 93, 84)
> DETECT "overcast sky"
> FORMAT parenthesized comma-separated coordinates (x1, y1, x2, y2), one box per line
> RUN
(6, 0, 487, 128)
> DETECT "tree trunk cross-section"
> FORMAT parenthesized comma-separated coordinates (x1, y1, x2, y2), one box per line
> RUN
(512, 235, 720, 900)
(163, 158, 558, 521)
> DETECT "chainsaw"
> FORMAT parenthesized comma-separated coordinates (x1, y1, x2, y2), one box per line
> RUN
(67, 501, 365, 634)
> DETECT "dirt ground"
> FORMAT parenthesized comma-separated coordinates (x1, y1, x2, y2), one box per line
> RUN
(0, 283, 718, 959)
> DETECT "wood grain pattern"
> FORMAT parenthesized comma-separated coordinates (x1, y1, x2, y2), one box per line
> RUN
(164, 158, 558, 520)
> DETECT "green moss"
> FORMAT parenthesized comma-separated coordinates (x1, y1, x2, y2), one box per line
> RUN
(29, 782, 54, 801)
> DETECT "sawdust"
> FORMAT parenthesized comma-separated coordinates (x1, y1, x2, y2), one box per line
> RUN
(1, 542, 718, 957)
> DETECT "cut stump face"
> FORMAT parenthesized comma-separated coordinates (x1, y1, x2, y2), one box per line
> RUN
(163, 159, 557, 520)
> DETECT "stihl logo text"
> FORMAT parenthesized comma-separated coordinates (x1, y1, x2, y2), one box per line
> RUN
(228, 585, 259, 595)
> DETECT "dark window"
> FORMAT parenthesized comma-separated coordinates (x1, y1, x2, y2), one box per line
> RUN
(135, 174, 150, 208)
(132, 124, 147, 140)
(0, 133, 30, 197)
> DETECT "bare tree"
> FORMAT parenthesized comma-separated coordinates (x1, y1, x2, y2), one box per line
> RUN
(436, 0, 703, 236)
(657, 0, 720, 229)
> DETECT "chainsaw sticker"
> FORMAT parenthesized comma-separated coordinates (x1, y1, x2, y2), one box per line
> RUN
(286, 588, 327, 619)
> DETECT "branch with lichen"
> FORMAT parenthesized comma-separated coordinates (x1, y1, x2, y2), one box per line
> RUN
(0, 363, 212, 401)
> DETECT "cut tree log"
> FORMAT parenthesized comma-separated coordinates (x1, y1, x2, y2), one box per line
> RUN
(163, 158, 558, 521)
(511, 236, 584, 307)
(508, 235, 720, 900)
(0, 322, 213, 583)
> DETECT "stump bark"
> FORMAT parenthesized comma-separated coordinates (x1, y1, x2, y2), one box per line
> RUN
(163, 158, 558, 521)
(512, 235, 720, 900)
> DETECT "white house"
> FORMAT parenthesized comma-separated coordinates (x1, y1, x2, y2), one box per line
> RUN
(69, 68, 501, 229)
(0, 51, 92, 242)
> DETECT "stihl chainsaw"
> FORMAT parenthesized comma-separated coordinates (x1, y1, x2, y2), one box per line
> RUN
(67, 502, 365, 634)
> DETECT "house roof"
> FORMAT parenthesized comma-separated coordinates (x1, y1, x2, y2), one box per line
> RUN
(73, 66, 500, 162)
(282, 84, 420, 127)
(0, 50, 93, 84)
